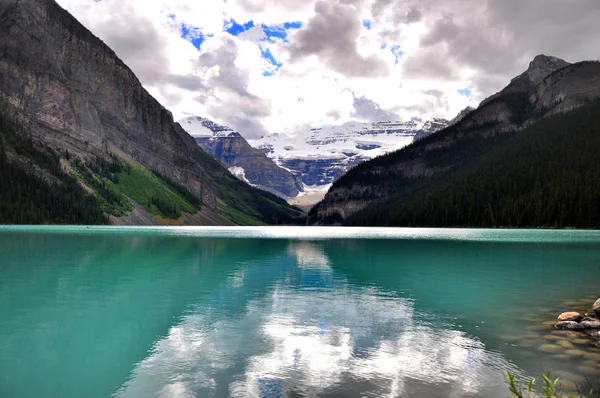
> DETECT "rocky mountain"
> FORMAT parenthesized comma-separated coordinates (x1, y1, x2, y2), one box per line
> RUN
(0, 0, 303, 225)
(249, 119, 449, 205)
(412, 117, 456, 142)
(179, 116, 303, 198)
(448, 106, 475, 126)
(309, 55, 600, 226)
(480, 55, 570, 108)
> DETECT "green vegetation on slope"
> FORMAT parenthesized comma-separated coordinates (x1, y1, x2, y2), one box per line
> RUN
(318, 100, 600, 228)
(190, 149, 305, 225)
(0, 112, 303, 225)
(71, 154, 203, 220)
(0, 115, 107, 224)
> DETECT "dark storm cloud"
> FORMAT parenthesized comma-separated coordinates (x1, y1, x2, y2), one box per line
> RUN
(287, 1, 390, 78)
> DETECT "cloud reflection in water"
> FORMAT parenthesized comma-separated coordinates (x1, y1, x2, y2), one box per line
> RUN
(115, 241, 519, 398)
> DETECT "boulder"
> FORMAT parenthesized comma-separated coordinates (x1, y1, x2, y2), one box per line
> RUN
(594, 298, 600, 318)
(557, 312, 583, 322)
(554, 321, 585, 331)
(580, 320, 600, 329)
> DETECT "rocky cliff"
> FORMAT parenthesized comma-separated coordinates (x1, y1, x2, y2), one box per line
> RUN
(0, 0, 303, 225)
(310, 56, 600, 225)
(179, 116, 303, 198)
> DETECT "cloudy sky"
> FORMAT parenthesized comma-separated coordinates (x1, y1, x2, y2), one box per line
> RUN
(56, 0, 600, 138)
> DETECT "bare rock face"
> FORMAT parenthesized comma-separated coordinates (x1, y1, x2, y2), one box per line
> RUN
(525, 55, 571, 86)
(0, 0, 219, 206)
(480, 55, 570, 107)
(180, 116, 303, 198)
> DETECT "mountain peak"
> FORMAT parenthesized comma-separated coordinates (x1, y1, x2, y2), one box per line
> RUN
(525, 54, 570, 85)
(179, 115, 237, 137)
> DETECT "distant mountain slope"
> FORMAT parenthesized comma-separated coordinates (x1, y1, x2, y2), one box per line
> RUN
(179, 116, 303, 198)
(0, 0, 303, 225)
(249, 119, 449, 203)
(309, 56, 600, 226)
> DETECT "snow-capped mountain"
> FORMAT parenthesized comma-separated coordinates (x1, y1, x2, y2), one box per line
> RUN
(180, 116, 237, 138)
(411, 118, 453, 142)
(179, 116, 303, 198)
(249, 119, 449, 205)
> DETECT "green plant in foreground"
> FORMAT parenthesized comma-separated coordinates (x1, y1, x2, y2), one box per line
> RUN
(505, 371, 597, 398)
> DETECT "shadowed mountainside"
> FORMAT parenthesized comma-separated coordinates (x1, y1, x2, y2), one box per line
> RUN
(309, 57, 600, 227)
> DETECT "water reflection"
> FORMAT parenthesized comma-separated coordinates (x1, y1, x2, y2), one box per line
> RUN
(115, 241, 520, 398)
(4, 230, 599, 398)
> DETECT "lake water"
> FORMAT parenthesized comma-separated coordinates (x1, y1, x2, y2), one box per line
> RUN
(1, 227, 600, 397)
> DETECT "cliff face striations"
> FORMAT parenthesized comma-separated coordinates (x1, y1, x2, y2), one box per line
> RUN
(0, 0, 303, 225)
(0, 0, 215, 204)
(179, 116, 303, 198)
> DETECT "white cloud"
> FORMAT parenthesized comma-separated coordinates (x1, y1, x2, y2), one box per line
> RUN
(56, 0, 600, 138)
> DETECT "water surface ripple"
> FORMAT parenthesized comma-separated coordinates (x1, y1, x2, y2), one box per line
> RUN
(1, 227, 599, 397)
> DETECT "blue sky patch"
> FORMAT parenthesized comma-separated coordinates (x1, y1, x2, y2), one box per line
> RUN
(363, 19, 371, 30)
(284, 21, 302, 29)
(181, 24, 210, 51)
(380, 43, 387, 50)
(261, 48, 283, 76)
(225, 19, 254, 36)
(391, 45, 404, 64)
(458, 88, 472, 97)
(261, 21, 302, 43)
(262, 25, 287, 42)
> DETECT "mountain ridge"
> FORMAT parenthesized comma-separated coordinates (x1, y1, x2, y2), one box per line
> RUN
(309, 55, 600, 225)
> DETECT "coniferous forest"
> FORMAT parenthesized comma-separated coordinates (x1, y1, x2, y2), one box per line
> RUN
(0, 114, 107, 224)
(342, 100, 600, 228)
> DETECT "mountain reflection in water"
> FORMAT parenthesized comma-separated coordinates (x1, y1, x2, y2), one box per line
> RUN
(115, 240, 519, 398)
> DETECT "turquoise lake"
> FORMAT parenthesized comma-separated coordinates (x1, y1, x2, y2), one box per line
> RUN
(1, 227, 600, 397)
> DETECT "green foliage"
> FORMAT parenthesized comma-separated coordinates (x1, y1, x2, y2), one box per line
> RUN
(0, 114, 106, 224)
(151, 171, 202, 209)
(331, 100, 600, 228)
(73, 156, 201, 219)
(504, 371, 596, 398)
(71, 158, 132, 217)
(190, 148, 305, 225)
(149, 196, 180, 219)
